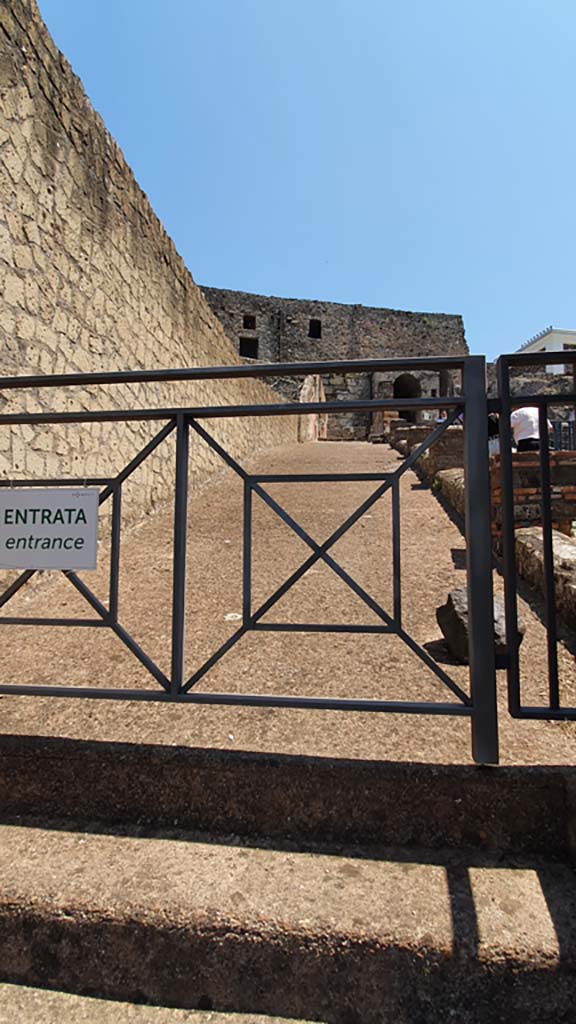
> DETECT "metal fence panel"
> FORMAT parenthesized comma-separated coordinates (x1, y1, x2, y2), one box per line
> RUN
(0, 356, 499, 763)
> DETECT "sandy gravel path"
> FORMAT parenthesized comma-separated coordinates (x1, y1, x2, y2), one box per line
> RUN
(0, 440, 573, 766)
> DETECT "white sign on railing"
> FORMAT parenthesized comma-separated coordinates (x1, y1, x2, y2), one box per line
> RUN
(0, 488, 99, 571)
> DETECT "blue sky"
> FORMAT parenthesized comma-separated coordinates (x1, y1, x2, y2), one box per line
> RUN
(38, 0, 576, 360)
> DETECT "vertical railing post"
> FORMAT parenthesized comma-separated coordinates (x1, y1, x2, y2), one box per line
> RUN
(538, 405, 560, 708)
(463, 356, 499, 764)
(496, 357, 522, 716)
(392, 476, 402, 628)
(243, 479, 253, 628)
(170, 415, 189, 695)
(108, 483, 122, 624)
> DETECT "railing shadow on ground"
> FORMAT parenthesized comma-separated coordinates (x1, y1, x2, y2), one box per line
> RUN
(0, 755, 574, 964)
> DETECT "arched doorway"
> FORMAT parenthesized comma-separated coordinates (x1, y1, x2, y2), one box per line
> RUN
(393, 373, 421, 423)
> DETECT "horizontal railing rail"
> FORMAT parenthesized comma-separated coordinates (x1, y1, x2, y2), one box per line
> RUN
(0, 355, 468, 393)
(0, 396, 466, 427)
(498, 351, 576, 369)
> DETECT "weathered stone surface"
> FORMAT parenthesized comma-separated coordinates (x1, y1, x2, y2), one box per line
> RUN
(201, 287, 467, 372)
(0, 985, 311, 1023)
(0, 732, 573, 855)
(0, 820, 575, 1024)
(435, 467, 466, 518)
(516, 527, 576, 627)
(389, 423, 465, 476)
(201, 287, 468, 440)
(436, 587, 526, 664)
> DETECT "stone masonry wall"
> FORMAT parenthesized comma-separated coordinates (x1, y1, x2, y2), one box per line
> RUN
(201, 288, 468, 440)
(0, 0, 298, 539)
(201, 287, 467, 365)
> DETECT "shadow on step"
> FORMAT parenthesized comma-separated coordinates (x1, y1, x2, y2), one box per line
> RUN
(0, 812, 575, 972)
(0, 732, 574, 855)
(1, 733, 576, 967)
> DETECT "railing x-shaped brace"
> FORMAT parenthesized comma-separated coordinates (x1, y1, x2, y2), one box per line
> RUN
(0, 409, 469, 707)
(0, 419, 177, 691)
(182, 412, 469, 704)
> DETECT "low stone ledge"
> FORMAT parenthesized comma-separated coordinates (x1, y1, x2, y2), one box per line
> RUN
(389, 425, 465, 478)
(516, 527, 576, 627)
(433, 472, 576, 628)
(434, 467, 466, 520)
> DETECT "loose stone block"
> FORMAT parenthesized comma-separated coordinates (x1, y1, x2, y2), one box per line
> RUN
(436, 587, 526, 665)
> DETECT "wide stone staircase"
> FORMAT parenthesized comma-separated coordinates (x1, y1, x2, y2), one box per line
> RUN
(0, 734, 575, 1023)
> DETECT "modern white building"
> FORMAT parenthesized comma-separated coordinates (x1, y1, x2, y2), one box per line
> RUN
(516, 326, 576, 374)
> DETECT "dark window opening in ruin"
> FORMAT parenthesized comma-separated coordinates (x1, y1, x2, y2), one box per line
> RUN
(239, 337, 259, 359)
(308, 318, 322, 339)
(430, 388, 437, 398)
(243, 314, 256, 330)
(393, 373, 421, 423)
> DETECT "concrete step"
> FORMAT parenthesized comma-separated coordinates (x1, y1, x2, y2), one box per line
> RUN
(0, 984, 313, 1023)
(0, 734, 575, 857)
(0, 823, 575, 1023)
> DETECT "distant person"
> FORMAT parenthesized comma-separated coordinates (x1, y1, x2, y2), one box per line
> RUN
(487, 413, 500, 455)
(510, 406, 551, 452)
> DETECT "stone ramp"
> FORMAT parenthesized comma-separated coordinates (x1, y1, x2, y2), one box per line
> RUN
(0, 986, 312, 1023)
(0, 441, 575, 1020)
(0, 442, 574, 767)
(1, 743, 576, 1023)
(0, 821, 574, 1024)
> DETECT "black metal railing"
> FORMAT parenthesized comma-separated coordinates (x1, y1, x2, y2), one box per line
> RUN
(0, 356, 499, 764)
(551, 419, 576, 451)
(497, 350, 576, 720)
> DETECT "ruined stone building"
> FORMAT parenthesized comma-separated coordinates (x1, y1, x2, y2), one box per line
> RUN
(201, 288, 468, 439)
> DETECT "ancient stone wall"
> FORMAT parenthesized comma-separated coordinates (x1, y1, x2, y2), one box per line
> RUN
(434, 454, 576, 545)
(201, 287, 468, 440)
(201, 287, 467, 365)
(0, 0, 298, 535)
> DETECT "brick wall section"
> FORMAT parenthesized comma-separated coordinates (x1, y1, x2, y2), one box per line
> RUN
(0, 0, 298, 531)
(433, 455, 576, 543)
(201, 288, 468, 440)
(490, 453, 576, 541)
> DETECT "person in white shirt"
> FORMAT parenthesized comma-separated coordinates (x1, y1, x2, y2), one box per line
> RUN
(510, 406, 551, 452)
